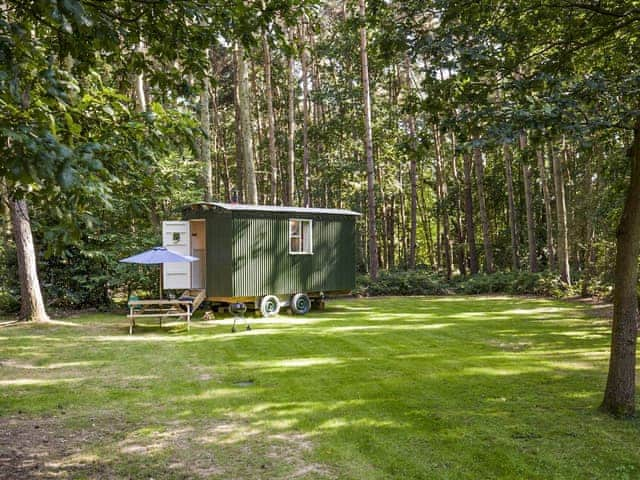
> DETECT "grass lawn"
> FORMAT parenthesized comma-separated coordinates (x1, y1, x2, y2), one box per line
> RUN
(1, 296, 639, 479)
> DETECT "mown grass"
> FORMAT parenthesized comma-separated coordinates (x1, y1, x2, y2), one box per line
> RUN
(1, 296, 639, 479)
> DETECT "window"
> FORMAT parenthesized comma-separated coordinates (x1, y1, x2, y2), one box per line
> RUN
(289, 219, 313, 254)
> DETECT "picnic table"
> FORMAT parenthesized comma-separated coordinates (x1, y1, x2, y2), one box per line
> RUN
(127, 290, 205, 334)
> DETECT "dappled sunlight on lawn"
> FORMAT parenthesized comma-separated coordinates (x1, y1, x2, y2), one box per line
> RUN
(0, 376, 86, 386)
(1, 295, 637, 480)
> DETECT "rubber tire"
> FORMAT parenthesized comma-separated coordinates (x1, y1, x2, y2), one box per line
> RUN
(260, 295, 281, 317)
(291, 293, 311, 315)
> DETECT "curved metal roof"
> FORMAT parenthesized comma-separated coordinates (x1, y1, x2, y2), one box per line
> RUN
(186, 202, 361, 216)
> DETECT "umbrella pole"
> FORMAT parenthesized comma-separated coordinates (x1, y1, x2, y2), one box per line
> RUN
(159, 263, 163, 299)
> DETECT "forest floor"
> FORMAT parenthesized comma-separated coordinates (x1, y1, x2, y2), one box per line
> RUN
(1, 296, 639, 479)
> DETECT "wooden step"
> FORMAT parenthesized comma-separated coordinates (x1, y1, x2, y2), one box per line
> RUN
(181, 289, 206, 311)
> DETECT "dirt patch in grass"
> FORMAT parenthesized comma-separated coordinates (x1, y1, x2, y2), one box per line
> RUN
(566, 296, 613, 321)
(0, 414, 332, 479)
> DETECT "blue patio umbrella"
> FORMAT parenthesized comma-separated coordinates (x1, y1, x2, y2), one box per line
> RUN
(120, 246, 198, 264)
(120, 247, 199, 298)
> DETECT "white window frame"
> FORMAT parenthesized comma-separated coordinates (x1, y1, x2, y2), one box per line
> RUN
(289, 218, 313, 255)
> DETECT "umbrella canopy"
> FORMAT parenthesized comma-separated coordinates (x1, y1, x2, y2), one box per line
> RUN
(119, 246, 198, 264)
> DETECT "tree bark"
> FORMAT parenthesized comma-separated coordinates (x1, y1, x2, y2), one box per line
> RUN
(451, 148, 467, 276)
(133, 41, 147, 113)
(519, 133, 538, 272)
(233, 46, 244, 203)
(262, 32, 278, 205)
(522, 160, 538, 272)
(300, 21, 312, 208)
(538, 147, 555, 269)
(407, 114, 418, 269)
(236, 43, 258, 205)
(405, 58, 418, 269)
(503, 143, 520, 271)
(473, 143, 494, 273)
(552, 140, 571, 284)
(9, 199, 49, 322)
(200, 74, 212, 202)
(463, 152, 479, 274)
(359, 0, 378, 279)
(435, 126, 452, 279)
(287, 27, 296, 206)
(601, 119, 640, 417)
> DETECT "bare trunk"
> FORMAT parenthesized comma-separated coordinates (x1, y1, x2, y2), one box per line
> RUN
(538, 147, 555, 268)
(407, 115, 418, 269)
(581, 151, 595, 296)
(522, 160, 537, 272)
(519, 133, 538, 272)
(200, 75, 212, 202)
(262, 33, 278, 205)
(601, 120, 640, 417)
(405, 59, 418, 269)
(552, 140, 571, 284)
(418, 186, 435, 267)
(463, 152, 479, 274)
(359, 0, 378, 279)
(233, 48, 244, 202)
(451, 149, 467, 276)
(503, 144, 520, 271)
(9, 199, 49, 322)
(435, 127, 452, 279)
(301, 22, 311, 208)
(473, 144, 494, 273)
(287, 27, 296, 205)
(236, 43, 258, 205)
(133, 42, 147, 113)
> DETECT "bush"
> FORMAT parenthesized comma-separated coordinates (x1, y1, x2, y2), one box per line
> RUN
(357, 270, 578, 298)
(0, 289, 20, 314)
(357, 270, 451, 297)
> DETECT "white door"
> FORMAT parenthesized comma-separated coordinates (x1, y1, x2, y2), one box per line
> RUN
(162, 221, 191, 290)
(190, 220, 205, 289)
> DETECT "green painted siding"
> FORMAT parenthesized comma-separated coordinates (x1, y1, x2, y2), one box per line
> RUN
(184, 205, 357, 298)
(230, 213, 356, 296)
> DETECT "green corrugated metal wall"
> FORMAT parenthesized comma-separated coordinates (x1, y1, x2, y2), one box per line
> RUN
(231, 212, 356, 296)
(184, 205, 356, 298)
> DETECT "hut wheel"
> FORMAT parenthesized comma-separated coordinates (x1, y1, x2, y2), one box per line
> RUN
(260, 295, 281, 317)
(291, 293, 311, 315)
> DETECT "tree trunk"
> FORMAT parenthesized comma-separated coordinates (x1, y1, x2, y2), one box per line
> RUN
(236, 43, 258, 205)
(581, 150, 595, 297)
(463, 152, 479, 274)
(233, 47, 244, 203)
(538, 147, 555, 269)
(435, 126, 452, 279)
(552, 140, 571, 284)
(287, 27, 296, 206)
(359, 0, 378, 279)
(133, 41, 147, 113)
(519, 133, 538, 272)
(200, 75, 212, 202)
(418, 185, 435, 267)
(473, 144, 494, 273)
(9, 199, 49, 322)
(503, 143, 520, 271)
(451, 149, 467, 276)
(300, 21, 312, 208)
(522, 160, 537, 272)
(601, 119, 640, 417)
(407, 115, 418, 269)
(262, 32, 278, 205)
(405, 58, 418, 269)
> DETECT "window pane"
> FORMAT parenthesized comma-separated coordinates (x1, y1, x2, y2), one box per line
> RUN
(290, 220, 300, 236)
(303, 222, 311, 252)
(290, 237, 301, 252)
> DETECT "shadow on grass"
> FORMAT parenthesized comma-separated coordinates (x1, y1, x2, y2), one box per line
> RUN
(2, 296, 639, 480)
